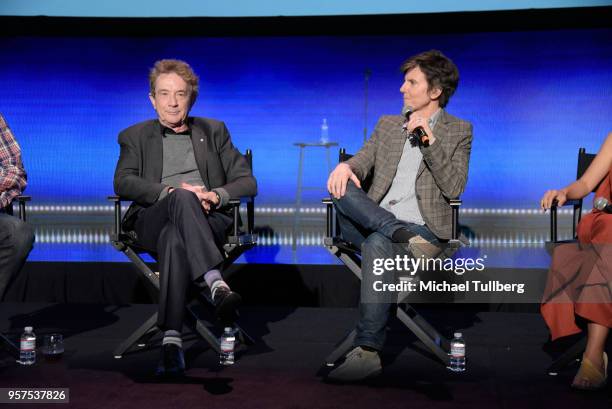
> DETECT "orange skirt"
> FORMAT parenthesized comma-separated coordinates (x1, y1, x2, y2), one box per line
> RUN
(541, 210, 612, 340)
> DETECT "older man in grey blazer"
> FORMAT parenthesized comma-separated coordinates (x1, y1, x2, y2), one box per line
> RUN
(326, 50, 472, 381)
(114, 59, 256, 377)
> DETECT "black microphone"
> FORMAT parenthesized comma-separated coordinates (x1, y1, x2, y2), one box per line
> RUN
(594, 197, 612, 214)
(401, 106, 429, 147)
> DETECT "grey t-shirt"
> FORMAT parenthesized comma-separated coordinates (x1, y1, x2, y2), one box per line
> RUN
(379, 109, 441, 225)
(161, 131, 205, 189)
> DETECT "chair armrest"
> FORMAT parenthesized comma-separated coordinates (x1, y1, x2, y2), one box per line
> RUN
(227, 196, 256, 236)
(12, 195, 31, 222)
(322, 196, 463, 242)
(228, 196, 255, 204)
(107, 196, 122, 240)
(449, 199, 462, 241)
(550, 199, 580, 209)
(322, 197, 335, 240)
(549, 199, 583, 242)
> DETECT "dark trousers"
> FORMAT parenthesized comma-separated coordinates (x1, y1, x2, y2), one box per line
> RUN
(0, 212, 34, 300)
(134, 189, 232, 331)
(333, 182, 438, 350)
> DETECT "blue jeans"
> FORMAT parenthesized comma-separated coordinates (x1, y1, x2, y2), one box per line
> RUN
(333, 182, 438, 351)
(0, 212, 34, 300)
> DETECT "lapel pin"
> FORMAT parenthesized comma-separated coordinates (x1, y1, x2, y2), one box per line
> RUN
(200, 138, 204, 142)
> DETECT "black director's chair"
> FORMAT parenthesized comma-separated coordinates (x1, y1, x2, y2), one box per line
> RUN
(109, 151, 256, 359)
(322, 149, 462, 367)
(1, 195, 31, 358)
(549, 148, 597, 243)
(546, 147, 597, 376)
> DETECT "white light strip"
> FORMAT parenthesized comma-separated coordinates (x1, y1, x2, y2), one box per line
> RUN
(28, 205, 130, 213)
(25, 205, 588, 216)
(32, 226, 574, 246)
(34, 228, 111, 244)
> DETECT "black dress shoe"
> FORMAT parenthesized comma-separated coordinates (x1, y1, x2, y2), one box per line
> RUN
(156, 344, 185, 377)
(213, 287, 242, 325)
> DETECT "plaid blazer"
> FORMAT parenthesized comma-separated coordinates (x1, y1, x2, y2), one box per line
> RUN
(0, 114, 27, 209)
(346, 110, 472, 240)
(114, 117, 257, 231)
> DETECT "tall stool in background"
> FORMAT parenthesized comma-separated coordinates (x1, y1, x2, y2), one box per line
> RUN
(292, 141, 338, 250)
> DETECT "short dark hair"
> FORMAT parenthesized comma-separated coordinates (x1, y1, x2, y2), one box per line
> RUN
(400, 50, 459, 108)
(149, 59, 199, 105)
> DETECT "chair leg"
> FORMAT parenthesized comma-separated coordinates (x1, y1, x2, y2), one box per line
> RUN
(114, 313, 159, 359)
(325, 329, 357, 367)
(115, 305, 255, 359)
(121, 247, 160, 289)
(547, 337, 587, 375)
(193, 289, 256, 347)
(1, 332, 19, 359)
(113, 241, 257, 360)
(184, 307, 222, 354)
(396, 304, 450, 366)
(325, 244, 362, 279)
(235, 324, 255, 346)
(324, 245, 452, 367)
(135, 326, 159, 348)
(324, 308, 451, 368)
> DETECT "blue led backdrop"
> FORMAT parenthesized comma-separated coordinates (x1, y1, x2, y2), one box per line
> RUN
(1, 28, 612, 264)
(1, 29, 611, 209)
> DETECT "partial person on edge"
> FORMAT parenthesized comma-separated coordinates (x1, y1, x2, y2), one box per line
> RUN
(541, 132, 612, 391)
(0, 113, 34, 301)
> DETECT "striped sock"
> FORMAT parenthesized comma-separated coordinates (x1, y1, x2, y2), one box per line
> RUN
(162, 330, 182, 348)
(203, 269, 223, 288)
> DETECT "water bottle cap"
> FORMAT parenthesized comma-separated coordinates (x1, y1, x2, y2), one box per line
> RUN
(454, 332, 462, 338)
(25, 326, 33, 332)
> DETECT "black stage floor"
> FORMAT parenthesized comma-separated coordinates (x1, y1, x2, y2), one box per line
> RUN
(0, 303, 610, 409)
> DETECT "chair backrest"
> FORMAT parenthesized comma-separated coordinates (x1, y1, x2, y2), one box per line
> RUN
(111, 149, 256, 243)
(570, 148, 597, 237)
(576, 147, 599, 192)
(6, 196, 29, 222)
(245, 149, 253, 170)
(339, 148, 352, 163)
(244, 149, 254, 235)
(338, 148, 374, 193)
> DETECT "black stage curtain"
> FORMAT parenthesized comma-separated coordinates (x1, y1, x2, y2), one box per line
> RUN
(4, 262, 361, 308)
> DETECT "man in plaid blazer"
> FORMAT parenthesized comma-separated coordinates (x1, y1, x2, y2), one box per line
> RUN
(326, 50, 473, 381)
(0, 113, 34, 300)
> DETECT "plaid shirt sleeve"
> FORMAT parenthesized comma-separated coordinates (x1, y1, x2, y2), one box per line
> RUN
(0, 114, 27, 209)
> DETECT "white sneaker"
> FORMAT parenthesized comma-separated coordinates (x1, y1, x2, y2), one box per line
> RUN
(327, 347, 382, 382)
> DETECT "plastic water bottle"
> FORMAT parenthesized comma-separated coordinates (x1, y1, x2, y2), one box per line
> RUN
(449, 332, 466, 372)
(320, 118, 329, 144)
(219, 327, 235, 366)
(19, 326, 36, 365)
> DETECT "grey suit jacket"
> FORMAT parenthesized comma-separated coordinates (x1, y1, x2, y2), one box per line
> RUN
(346, 110, 472, 240)
(114, 117, 257, 230)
